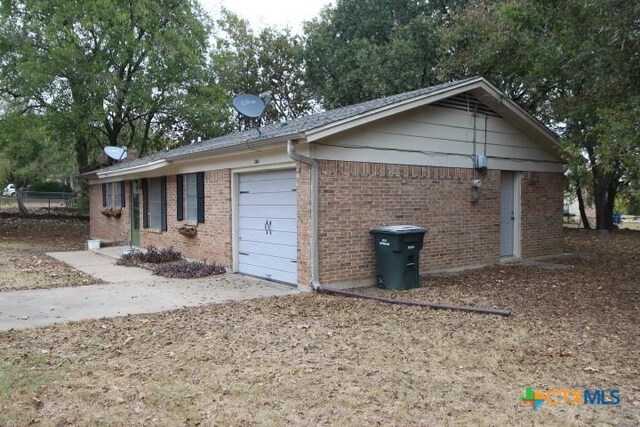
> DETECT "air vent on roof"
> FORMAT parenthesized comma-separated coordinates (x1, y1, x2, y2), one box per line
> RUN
(433, 93, 500, 117)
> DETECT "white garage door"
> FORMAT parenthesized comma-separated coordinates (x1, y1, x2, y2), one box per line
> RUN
(238, 169, 297, 284)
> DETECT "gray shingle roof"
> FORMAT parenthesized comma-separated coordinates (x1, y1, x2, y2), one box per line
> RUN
(93, 77, 480, 174)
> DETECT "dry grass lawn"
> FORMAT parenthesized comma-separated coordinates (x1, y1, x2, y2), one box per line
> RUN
(0, 216, 100, 291)
(0, 226, 639, 426)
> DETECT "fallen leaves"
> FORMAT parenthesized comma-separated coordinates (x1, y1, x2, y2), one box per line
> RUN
(0, 218, 100, 291)
(0, 224, 638, 425)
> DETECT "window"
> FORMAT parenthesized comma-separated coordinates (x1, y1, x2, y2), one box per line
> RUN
(185, 174, 198, 221)
(143, 177, 166, 230)
(102, 182, 125, 208)
(176, 172, 204, 223)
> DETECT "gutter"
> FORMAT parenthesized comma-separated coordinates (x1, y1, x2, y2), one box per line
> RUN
(84, 133, 307, 181)
(96, 159, 169, 179)
(286, 140, 321, 290)
(165, 133, 306, 164)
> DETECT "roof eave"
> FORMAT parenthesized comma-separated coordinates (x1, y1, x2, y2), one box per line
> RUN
(96, 159, 169, 179)
(87, 133, 306, 180)
(164, 132, 306, 165)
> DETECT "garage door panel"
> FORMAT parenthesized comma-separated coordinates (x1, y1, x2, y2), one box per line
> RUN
(238, 240, 297, 259)
(239, 238, 297, 260)
(238, 169, 297, 284)
(239, 191, 297, 206)
(239, 169, 296, 182)
(240, 178, 296, 193)
(239, 229, 296, 246)
(239, 253, 297, 274)
(239, 205, 297, 220)
(237, 263, 297, 284)
(239, 217, 297, 233)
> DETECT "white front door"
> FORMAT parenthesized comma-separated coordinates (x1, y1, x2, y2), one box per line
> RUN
(500, 171, 516, 257)
(238, 169, 297, 284)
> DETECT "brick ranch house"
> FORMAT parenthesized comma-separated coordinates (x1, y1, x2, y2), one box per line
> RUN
(82, 77, 564, 289)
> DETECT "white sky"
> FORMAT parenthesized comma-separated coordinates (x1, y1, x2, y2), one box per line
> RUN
(199, 0, 333, 33)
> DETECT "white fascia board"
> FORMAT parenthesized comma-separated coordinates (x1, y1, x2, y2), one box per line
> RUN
(165, 135, 305, 166)
(91, 134, 306, 181)
(95, 159, 169, 179)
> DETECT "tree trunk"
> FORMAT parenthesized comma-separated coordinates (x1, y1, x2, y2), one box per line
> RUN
(16, 187, 28, 215)
(593, 178, 616, 230)
(75, 136, 90, 199)
(576, 186, 591, 229)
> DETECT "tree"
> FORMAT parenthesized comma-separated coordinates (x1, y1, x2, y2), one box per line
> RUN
(438, 0, 640, 229)
(0, 0, 227, 180)
(303, 0, 465, 108)
(0, 112, 74, 214)
(211, 10, 314, 126)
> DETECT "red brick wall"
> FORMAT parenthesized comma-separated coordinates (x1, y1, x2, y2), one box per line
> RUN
(521, 171, 564, 258)
(140, 170, 232, 267)
(315, 160, 563, 285)
(89, 164, 563, 286)
(296, 163, 312, 286)
(89, 182, 131, 243)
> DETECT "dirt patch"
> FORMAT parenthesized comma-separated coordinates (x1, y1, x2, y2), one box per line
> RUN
(0, 229, 638, 425)
(0, 217, 102, 291)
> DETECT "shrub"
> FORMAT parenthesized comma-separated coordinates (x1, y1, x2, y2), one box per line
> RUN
(152, 261, 225, 279)
(28, 180, 73, 193)
(116, 246, 182, 266)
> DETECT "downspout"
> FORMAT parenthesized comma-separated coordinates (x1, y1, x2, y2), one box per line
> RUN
(286, 140, 511, 317)
(287, 140, 321, 290)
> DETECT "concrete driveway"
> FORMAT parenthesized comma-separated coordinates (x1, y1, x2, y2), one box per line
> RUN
(0, 248, 300, 331)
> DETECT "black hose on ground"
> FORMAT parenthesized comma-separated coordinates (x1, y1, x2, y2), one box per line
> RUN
(317, 287, 512, 317)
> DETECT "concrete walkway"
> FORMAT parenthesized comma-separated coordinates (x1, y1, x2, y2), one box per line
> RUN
(0, 248, 300, 331)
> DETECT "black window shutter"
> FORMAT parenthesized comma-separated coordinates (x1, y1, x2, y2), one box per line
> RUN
(102, 183, 107, 207)
(142, 179, 149, 228)
(176, 174, 184, 221)
(196, 172, 205, 223)
(120, 181, 126, 208)
(160, 176, 167, 231)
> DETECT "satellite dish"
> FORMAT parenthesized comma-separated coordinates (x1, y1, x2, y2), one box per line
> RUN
(104, 146, 128, 161)
(232, 94, 266, 118)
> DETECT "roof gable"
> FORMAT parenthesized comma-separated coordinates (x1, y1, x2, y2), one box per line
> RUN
(88, 77, 562, 179)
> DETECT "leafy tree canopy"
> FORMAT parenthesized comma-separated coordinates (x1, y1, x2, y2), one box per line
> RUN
(0, 0, 228, 175)
(211, 10, 315, 126)
(438, 0, 640, 229)
(303, 0, 466, 108)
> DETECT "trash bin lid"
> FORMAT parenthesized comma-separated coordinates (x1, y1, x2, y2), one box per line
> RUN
(370, 225, 427, 234)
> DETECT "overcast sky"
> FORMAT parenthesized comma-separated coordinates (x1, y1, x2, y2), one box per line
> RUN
(199, 0, 333, 33)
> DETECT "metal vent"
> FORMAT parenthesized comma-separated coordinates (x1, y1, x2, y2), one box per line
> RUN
(433, 93, 500, 117)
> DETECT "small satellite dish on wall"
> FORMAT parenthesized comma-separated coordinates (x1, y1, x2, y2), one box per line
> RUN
(104, 146, 128, 161)
(232, 94, 266, 118)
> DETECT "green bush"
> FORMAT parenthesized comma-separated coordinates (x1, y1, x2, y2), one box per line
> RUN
(74, 193, 89, 215)
(28, 180, 72, 193)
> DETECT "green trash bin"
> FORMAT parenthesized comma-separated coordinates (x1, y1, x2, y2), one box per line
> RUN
(370, 225, 427, 290)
